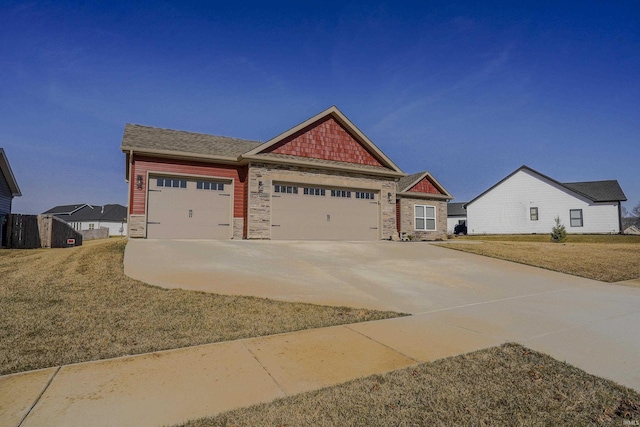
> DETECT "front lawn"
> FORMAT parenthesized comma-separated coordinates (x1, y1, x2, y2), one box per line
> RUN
(0, 239, 403, 375)
(440, 236, 640, 282)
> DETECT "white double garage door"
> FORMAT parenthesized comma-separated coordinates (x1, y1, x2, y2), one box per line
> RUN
(146, 175, 380, 240)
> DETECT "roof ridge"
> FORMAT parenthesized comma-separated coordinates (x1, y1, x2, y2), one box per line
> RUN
(125, 123, 261, 144)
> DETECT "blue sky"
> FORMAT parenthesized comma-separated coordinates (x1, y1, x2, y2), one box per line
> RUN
(1, 1, 639, 214)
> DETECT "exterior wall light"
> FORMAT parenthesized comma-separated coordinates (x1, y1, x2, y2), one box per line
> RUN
(258, 181, 264, 193)
(387, 192, 392, 203)
(136, 175, 143, 190)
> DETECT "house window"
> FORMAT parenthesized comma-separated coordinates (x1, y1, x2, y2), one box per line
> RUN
(274, 185, 298, 194)
(530, 207, 539, 221)
(303, 187, 325, 196)
(355, 191, 375, 200)
(157, 178, 186, 188)
(415, 205, 436, 231)
(196, 181, 224, 191)
(89, 223, 95, 230)
(330, 190, 351, 198)
(570, 209, 583, 227)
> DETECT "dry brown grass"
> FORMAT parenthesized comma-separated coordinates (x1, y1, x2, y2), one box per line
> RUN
(179, 343, 640, 426)
(440, 240, 640, 282)
(455, 234, 640, 244)
(0, 239, 403, 375)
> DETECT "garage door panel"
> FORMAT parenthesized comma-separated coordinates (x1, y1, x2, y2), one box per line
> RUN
(271, 186, 379, 241)
(147, 176, 231, 239)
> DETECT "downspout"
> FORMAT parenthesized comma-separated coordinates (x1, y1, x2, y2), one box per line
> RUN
(618, 202, 623, 234)
(128, 150, 134, 226)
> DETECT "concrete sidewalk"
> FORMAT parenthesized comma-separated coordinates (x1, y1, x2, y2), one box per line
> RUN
(1, 317, 502, 427)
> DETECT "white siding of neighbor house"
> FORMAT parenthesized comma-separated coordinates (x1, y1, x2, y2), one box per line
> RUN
(466, 169, 620, 234)
(69, 221, 128, 236)
(447, 217, 467, 234)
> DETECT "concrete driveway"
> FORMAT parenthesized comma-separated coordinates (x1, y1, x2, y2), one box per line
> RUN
(125, 239, 640, 392)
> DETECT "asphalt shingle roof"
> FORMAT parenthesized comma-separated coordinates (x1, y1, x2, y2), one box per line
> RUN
(121, 124, 262, 158)
(43, 204, 128, 222)
(447, 202, 467, 217)
(466, 165, 627, 207)
(396, 172, 425, 192)
(562, 180, 627, 202)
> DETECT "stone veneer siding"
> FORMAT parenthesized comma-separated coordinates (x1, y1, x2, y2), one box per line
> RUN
(247, 162, 398, 240)
(398, 197, 448, 241)
(128, 214, 146, 238)
(232, 218, 244, 239)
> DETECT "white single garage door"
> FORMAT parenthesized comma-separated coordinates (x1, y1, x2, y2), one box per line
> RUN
(271, 183, 379, 240)
(147, 176, 232, 239)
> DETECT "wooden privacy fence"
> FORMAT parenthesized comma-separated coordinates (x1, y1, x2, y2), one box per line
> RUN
(6, 214, 83, 249)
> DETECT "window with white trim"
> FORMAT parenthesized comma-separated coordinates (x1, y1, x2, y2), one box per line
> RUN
(414, 205, 436, 231)
(570, 209, 583, 227)
(530, 207, 538, 221)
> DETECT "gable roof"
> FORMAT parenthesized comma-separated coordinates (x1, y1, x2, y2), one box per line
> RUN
(562, 181, 627, 202)
(447, 202, 467, 217)
(465, 165, 627, 207)
(0, 148, 21, 197)
(121, 124, 262, 161)
(43, 204, 128, 222)
(242, 106, 404, 176)
(396, 171, 453, 200)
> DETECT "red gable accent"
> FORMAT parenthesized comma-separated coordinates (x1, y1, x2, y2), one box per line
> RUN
(408, 177, 443, 195)
(264, 116, 383, 167)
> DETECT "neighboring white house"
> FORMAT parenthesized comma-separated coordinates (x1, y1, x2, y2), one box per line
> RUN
(447, 202, 467, 234)
(43, 204, 128, 236)
(465, 166, 627, 235)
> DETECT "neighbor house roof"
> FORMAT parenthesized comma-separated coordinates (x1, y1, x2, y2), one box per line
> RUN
(0, 148, 21, 197)
(465, 165, 627, 207)
(43, 204, 128, 222)
(447, 202, 467, 217)
(396, 171, 453, 200)
(562, 181, 627, 202)
(121, 124, 262, 160)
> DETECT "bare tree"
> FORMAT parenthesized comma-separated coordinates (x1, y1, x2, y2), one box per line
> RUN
(623, 202, 640, 229)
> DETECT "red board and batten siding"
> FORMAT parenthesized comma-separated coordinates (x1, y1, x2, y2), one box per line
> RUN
(266, 117, 384, 167)
(129, 156, 247, 218)
(408, 177, 442, 195)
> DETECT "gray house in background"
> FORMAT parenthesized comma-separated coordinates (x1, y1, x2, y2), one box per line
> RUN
(0, 148, 22, 247)
(43, 204, 128, 236)
(447, 202, 467, 234)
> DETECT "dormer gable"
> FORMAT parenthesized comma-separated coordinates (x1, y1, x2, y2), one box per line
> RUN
(243, 106, 404, 175)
